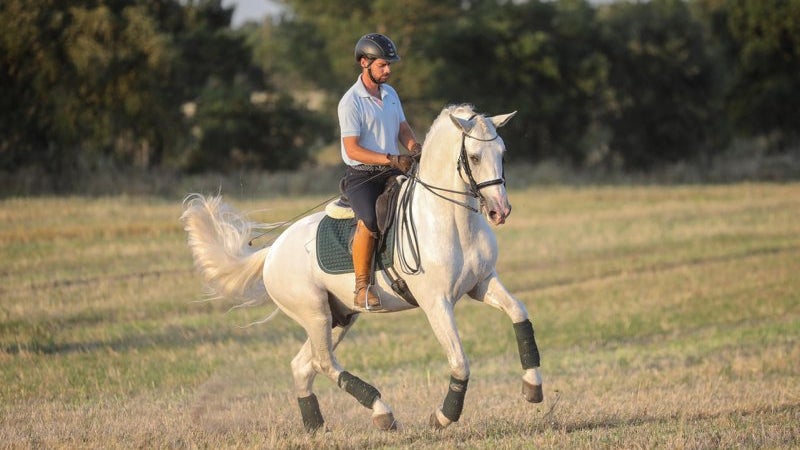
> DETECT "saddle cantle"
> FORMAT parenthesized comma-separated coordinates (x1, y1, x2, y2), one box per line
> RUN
(324, 175, 354, 219)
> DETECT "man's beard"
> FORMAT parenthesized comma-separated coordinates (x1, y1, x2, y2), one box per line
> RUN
(369, 67, 389, 85)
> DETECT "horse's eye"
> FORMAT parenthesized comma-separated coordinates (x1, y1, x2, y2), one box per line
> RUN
(469, 155, 480, 164)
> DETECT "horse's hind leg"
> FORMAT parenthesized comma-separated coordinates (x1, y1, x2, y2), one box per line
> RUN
(290, 309, 398, 431)
(469, 273, 544, 403)
(292, 318, 357, 432)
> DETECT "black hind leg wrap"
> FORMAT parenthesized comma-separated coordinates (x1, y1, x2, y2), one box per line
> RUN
(297, 394, 325, 431)
(338, 371, 381, 409)
(514, 319, 541, 369)
(441, 376, 469, 422)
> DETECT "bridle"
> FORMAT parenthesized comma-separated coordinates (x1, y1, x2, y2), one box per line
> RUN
(396, 114, 506, 274)
(412, 114, 505, 213)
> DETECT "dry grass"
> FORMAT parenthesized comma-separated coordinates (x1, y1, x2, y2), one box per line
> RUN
(1, 184, 798, 449)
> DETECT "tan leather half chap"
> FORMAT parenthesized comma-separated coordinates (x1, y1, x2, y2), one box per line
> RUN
(352, 219, 381, 310)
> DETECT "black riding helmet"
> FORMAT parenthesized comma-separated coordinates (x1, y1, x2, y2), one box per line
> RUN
(354, 33, 401, 63)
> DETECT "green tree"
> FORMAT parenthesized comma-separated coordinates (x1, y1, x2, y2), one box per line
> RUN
(183, 75, 331, 173)
(723, 0, 800, 149)
(177, 1, 330, 172)
(0, 0, 327, 181)
(429, 0, 608, 165)
(0, 0, 62, 172)
(597, 0, 725, 170)
(0, 0, 179, 175)
(266, 0, 463, 125)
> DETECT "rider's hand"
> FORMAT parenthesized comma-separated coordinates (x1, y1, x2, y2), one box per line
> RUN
(388, 154, 414, 173)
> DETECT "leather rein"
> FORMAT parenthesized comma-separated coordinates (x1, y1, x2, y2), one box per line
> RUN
(412, 115, 505, 213)
(395, 115, 505, 274)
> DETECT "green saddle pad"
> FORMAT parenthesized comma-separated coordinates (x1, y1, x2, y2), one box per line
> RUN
(316, 216, 395, 274)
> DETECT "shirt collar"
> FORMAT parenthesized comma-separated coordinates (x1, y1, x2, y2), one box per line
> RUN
(355, 76, 386, 99)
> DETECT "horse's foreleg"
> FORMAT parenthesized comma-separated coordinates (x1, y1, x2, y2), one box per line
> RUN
(292, 318, 357, 432)
(423, 299, 471, 429)
(469, 274, 544, 403)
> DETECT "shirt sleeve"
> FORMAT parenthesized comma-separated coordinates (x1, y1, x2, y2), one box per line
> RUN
(338, 93, 361, 138)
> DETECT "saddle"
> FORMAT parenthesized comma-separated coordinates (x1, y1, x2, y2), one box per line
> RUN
(317, 175, 418, 307)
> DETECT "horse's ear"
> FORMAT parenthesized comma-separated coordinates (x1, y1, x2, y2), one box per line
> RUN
(449, 114, 475, 134)
(490, 111, 517, 128)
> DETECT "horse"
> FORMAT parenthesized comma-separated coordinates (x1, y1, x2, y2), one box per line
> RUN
(180, 104, 543, 432)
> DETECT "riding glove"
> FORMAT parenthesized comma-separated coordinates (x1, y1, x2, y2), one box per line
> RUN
(388, 154, 414, 173)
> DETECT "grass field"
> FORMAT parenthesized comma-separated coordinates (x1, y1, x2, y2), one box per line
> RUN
(1, 183, 798, 449)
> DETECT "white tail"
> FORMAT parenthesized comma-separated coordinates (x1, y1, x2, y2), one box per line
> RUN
(180, 194, 271, 301)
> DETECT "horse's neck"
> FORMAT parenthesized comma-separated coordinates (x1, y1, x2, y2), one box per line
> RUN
(414, 143, 483, 237)
(410, 157, 494, 278)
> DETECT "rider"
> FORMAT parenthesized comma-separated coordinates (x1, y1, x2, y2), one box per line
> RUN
(338, 33, 421, 310)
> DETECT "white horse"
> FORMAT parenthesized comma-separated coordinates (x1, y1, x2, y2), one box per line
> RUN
(181, 104, 543, 431)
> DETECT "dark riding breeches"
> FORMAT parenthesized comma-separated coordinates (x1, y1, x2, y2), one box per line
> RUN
(343, 166, 401, 233)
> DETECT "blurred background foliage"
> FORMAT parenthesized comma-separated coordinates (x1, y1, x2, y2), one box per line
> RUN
(1, 0, 799, 194)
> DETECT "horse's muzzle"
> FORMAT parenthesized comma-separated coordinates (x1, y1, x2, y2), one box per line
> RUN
(486, 201, 511, 226)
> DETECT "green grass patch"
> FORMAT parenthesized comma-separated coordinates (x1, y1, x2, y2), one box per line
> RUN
(1, 184, 798, 448)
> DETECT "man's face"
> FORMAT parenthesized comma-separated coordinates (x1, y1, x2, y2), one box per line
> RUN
(363, 58, 391, 84)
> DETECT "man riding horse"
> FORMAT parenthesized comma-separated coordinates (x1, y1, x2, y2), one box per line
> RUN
(338, 33, 421, 310)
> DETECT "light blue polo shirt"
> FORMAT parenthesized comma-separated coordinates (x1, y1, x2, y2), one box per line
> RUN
(338, 77, 406, 166)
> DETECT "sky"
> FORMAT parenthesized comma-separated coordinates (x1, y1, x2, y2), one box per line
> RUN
(222, 0, 283, 27)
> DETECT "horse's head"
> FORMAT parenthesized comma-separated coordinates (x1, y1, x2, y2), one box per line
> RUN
(448, 110, 516, 226)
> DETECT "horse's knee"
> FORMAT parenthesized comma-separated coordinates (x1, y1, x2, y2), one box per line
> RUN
(477, 278, 529, 323)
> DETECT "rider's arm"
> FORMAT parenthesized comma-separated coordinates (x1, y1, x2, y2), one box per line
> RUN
(342, 136, 394, 165)
(398, 121, 421, 154)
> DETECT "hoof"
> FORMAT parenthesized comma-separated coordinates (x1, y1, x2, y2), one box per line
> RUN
(523, 380, 544, 403)
(428, 410, 451, 430)
(373, 413, 397, 431)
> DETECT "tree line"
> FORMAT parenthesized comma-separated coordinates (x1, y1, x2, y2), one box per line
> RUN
(2, 0, 798, 184)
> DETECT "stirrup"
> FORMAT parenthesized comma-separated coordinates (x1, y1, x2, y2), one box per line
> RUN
(356, 285, 382, 311)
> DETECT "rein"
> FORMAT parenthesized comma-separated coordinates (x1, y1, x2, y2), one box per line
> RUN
(411, 114, 505, 213)
(395, 115, 506, 274)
